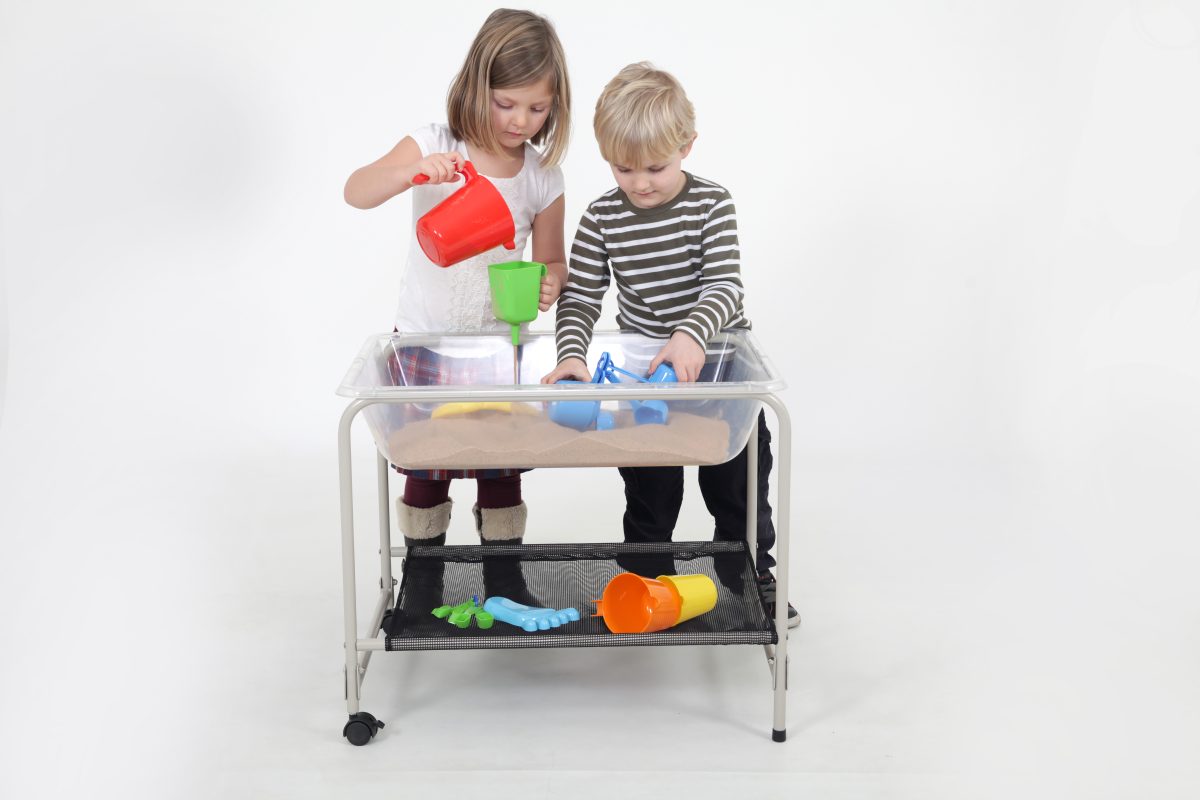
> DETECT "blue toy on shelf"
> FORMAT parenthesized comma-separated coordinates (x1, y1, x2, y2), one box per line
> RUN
(483, 597, 581, 632)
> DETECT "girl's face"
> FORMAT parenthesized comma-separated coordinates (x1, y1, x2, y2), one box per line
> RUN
(490, 76, 555, 152)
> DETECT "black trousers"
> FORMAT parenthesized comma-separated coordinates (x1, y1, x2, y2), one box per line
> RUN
(618, 409, 777, 578)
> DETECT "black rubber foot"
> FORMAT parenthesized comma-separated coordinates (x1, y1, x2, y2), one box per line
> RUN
(343, 712, 385, 746)
(772, 728, 786, 743)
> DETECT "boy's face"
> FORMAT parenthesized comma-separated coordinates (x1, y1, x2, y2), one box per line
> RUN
(611, 140, 694, 208)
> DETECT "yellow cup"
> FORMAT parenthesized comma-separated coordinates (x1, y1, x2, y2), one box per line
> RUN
(657, 574, 717, 624)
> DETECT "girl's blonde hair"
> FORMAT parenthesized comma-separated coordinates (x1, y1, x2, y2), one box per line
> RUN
(594, 62, 696, 167)
(447, 9, 571, 167)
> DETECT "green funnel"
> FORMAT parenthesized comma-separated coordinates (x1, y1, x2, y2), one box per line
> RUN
(488, 260, 546, 346)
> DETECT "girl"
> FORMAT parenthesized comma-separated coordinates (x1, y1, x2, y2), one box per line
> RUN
(344, 9, 570, 607)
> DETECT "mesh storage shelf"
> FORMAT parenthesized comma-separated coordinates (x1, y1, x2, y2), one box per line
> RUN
(384, 541, 777, 651)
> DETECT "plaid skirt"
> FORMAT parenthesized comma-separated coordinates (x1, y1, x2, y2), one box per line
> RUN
(386, 343, 530, 481)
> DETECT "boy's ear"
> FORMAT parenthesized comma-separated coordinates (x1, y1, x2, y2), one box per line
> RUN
(680, 134, 696, 159)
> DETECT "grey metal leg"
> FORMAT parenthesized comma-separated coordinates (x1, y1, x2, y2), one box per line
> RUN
(338, 401, 366, 714)
(763, 394, 792, 741)
(747, 412, 759, 565)
(338, 400, 389, 746)
(377, 452, 394, 614)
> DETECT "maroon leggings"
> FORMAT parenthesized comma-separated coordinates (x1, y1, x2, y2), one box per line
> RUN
(403, 474, 522, 509)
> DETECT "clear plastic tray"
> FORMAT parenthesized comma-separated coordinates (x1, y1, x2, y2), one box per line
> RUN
(336, 330, 784, 469)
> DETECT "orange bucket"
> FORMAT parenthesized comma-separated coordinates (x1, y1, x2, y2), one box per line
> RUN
(594, 573, 681, 633)
(414, 161, 516, 267)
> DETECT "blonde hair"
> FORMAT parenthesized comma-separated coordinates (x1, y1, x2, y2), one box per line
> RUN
(594, 62, 696, 167)
(447, 9, 571, 167)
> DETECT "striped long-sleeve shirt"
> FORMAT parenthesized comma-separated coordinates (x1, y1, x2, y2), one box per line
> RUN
(555, 172, 750, 364)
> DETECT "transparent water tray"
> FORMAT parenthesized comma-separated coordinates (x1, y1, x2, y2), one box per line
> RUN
(336, 331, 784, 469)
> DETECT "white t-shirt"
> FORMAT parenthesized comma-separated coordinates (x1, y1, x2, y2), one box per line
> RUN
(394, 123, 565, 336)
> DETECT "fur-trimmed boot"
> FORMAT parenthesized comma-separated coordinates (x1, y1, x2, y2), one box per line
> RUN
(389, 499, 452, 631)
(476, 503, 540, 607)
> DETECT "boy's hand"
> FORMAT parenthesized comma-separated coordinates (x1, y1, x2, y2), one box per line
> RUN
(538, 271, 563, 311)
(541, 357, 590, 384)
(405, 151, 465, 186)
(650, 331, 705, 383)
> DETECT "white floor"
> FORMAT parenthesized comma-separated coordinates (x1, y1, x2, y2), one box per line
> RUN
(2, 428, 1198, 798)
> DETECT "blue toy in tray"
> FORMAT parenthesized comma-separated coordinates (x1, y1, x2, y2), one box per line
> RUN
(548, 352, 678, 431)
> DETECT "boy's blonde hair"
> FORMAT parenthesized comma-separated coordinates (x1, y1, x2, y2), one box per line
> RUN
(447, 9, 571, 167)
(594, 62, 696, 167)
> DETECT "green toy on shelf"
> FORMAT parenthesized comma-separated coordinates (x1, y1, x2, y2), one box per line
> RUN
(431, 596, 495, 629)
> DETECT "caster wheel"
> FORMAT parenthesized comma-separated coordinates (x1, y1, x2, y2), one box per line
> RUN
(343, 711, 384, 746)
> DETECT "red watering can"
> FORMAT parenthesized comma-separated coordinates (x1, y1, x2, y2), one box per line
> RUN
(412, 161, 516, 267)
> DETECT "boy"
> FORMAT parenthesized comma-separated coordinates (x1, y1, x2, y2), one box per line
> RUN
(542, 62, 798, 627)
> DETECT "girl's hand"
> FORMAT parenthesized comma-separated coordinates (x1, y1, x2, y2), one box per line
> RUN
(649, 331, 705, 383)
(405, 151, 466, 186)
(538, 270, 563, 311)
(541, 357, 590, 384)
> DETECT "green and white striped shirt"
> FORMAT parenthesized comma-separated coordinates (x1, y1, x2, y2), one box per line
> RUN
(555, 172, 750, 364)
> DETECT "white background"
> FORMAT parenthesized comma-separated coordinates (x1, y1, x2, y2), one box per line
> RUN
(2, 1, 1199, 798)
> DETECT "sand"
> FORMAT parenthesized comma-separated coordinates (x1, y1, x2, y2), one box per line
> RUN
(385, 409, 732, 468)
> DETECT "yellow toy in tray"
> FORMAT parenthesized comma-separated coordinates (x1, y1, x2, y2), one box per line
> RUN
(430, 402, 540, 420)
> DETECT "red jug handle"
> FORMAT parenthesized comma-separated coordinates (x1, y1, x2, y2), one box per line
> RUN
(411, 161, 477, 186)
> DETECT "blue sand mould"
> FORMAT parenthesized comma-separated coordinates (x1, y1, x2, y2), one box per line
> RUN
(548, 352, 678, 431)
(483, 597, 581, 632)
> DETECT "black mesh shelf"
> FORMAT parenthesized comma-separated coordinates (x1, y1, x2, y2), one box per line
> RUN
(383, 541, 778, 651)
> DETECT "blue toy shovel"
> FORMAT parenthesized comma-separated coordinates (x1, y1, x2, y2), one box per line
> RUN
(547, 356, 612, 431)
(547, 352, 678, 430)
(596, 353, 677, 425)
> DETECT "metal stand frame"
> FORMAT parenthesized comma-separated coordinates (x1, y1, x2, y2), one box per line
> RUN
(337, 384, 792, 742)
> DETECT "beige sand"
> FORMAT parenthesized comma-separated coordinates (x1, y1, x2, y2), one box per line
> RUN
(386, 409, 732, 468)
